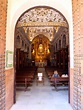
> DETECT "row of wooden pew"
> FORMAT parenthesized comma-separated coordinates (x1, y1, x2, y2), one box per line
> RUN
(45, 66, 69, 91)
(45, 66, 64, 78)
(16, 67, 37, 91)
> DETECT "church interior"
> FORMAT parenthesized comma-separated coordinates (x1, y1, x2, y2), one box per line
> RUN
(15, 7, 69, 72)
(0, 0, 83, 110)
(12, 7, 70, 110)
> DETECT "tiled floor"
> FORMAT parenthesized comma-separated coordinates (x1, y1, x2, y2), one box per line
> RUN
(10, 68, 73, 110)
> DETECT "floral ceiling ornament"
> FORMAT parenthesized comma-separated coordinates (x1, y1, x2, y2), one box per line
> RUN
(28, 27, 54, 41)
(17, 7, 68, 42)
(18, 8, 67, 24)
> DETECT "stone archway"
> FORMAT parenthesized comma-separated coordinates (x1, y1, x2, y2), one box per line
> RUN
(14, 5, 70, 103)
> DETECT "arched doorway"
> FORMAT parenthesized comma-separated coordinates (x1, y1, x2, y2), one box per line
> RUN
(14, 6, 70, 103)
(3, 0, 82, 110)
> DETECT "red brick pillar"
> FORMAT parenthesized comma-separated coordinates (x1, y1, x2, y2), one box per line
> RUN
(0, 0, 7, 110)
(72, 0, 83, 109)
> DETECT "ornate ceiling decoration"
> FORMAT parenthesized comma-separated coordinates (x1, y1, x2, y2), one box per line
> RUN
(17, 7, 68, 42)
(27, 27, 54, 41)
(17, 7, 67, 27)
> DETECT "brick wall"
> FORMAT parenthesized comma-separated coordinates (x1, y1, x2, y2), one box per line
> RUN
(70, 68, 74, 107)
(72, 0, 83, 110)
(5, 68, 14, 110)
(0, 0, 7, 110)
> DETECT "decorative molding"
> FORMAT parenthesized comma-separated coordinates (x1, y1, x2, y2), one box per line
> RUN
(17, 7, 68, 42)
(17, 21, 67, 27)
(28, 27, 54, 41)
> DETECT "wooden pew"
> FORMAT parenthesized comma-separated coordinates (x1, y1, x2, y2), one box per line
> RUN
(16, 66, 37, 91)
(16, 75, 34, 90)
(16, 77, 28, 91)
(51, 77, 69, 91)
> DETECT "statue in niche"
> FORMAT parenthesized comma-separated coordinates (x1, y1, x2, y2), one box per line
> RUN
(38, 44, 44, 53)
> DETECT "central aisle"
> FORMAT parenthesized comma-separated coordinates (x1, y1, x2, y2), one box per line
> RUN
(10, 67, 72, 110)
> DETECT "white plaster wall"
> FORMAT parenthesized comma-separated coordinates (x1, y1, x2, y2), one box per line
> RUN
(6, 0, 74, 68)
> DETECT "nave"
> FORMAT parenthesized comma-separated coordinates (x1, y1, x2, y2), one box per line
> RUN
(10, 67, 72, 110)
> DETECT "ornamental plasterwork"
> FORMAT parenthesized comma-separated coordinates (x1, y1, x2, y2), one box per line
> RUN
(17, 7, 67, 27)
(17, 7, 68, 42)
(27, 27, 54, 41)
